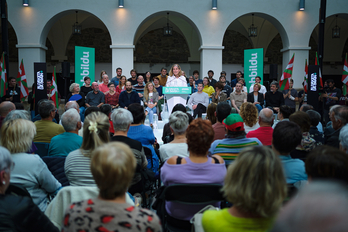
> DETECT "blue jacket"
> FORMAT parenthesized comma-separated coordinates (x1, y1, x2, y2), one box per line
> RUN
(119, 90, 141, 108)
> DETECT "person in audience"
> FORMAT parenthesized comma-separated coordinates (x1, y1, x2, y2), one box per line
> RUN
(98, 74, 110, 94)
(233, 78, 247, 93)
(209, 114, 262, 164)
(339, 124, 348, 154)
(300, 103, 323, 133)
(202, 77, 215, 97)
(272, 105, 292, 129)
(100, 104, 114, 136)
(282, 79, 298, 114)
(272, 121, 307, 184)
(325, 105, 348, 148)
(230, 82, 247, 114)
(246, 108, 274, 146)
(162, 103, 187, 143)
(306, 110, 324, 145)
(212, 102, 231, 141)
(85, 82, 105, 108)
(166, 64, 187, 87)
(110, 108, 147, 194)
(128, 69, 138, 86)
(116, 75, 127, 94)
(219, 76, 232, 100)
(161, 119, 226, 228)
(207, 70, 217, 87)
(230, 71, 243, 89)
(84, 106, 100, 118)
(127, 103, 159, 174)
(14, 102, 24, 110)
(2, 77, 21, 103)
(248, 76, 267, 97)
(188, 83, 210, 118)
(118, 81, 141, 109)
(157, 67, 168, 87)
(33, 99, 65, 143)
(144, 71, 152, 84)
(48, 109, 82, 157)
(66, 83, 86, 121)
(271, 182, 348, 232)
(188, 75, 198, 95)
(80, 76, 92, 97)
(322, 79, 342, 125)
(97, 70, 107, 85)
(153, 76, 164, 114)
(265, 81, 284, 113)
(159, 111, 189, 161)
(206, 103, 216, 123)
(211, 82, 227, 104)
(62, 142, 161, 232)
(305, 145, 348, 184)
(247, 83, 264, 112)
(65, 112, 109, 186)
(133, 75, 145, 98)
(203, 146, 287, 232)
(0, 101, 15, 128)
(105, 82, 119, 109)
(143, 82, 158, 127)
(192, 70, 202, 85)
(240, 102, 260, 133)
(0, 146, 60, 231)
(111, 67, 122, 86)
(1, 119, 61, 211)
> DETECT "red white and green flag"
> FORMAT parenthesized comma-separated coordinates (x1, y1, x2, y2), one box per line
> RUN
(51, 66, 59, 108)
(16, 59, 29, 101)
(315, 52, 324, 89)
(0, 52, 7, 97)
(303, 59, 308, 93)
(342, 53, 348, 96)
(279, 53, 295, 90)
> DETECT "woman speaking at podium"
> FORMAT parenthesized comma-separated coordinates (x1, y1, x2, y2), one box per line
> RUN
(166, 64, 187, 87)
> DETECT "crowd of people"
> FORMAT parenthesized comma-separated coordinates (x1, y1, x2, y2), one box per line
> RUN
(0, 68, 348, 232)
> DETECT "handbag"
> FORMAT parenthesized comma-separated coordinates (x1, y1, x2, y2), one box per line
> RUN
(190, 205, 219, 232)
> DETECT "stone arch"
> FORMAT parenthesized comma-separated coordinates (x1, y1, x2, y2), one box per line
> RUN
(0, 21, 18, 62)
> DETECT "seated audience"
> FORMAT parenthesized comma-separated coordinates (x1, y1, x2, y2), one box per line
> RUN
(289, 111, 316, 160)
(272, 105, 292, 129)
(105, 82, 120, 109)
(162, 104, 187, 143)
(300, 104, 323, 133)
(202, 77, 215, 97)
(306, 110, 324, 145)
(48, 109, 82, 157)
(240, 102, 260, 133)
(272, 121, 307, 184)
(271, 182, 348, 232)
(85, 82, 105, 108)
(133, 75, 146, 98)
(143, 82, 159, 127)
(211, 82, 227, 104)
(247, 83, 264, 112)
(282, 79, 298, 114)
(159, 111, 189, 161)
(98, 74, 110, 94)
(233, 78, 248, 93)
(116, 75, 127, 94)
(65, 112, 109, 186)
(33, 99, 65, 143)
(0, 101, 15, 127)
(212, 102, 231, 141)
(265, 81, 284, 113)
(219, 76, 232, 99)
(206, 103, 217, 124)
(248, 76, 267, 97)
(80, 76, 92, 97)
(325, 105, 348, 148)
(161, 119, 226, 227)
(203, 146, 287, 232)
(66, 83, 85, 122)
(100, 104, 114, 135)
(246, 108, 274, 145)
(119, 81, 141, 109)
(188, 83, 210, 118)
(62, 142, 161, 232)
(230, 82, 247, 114)
(110, 108, 147, 194)
(1, 119, 61, 211)
(0, 146, 60, 232)
(209, 114, 262, 164)
(339, 124, 348, 154)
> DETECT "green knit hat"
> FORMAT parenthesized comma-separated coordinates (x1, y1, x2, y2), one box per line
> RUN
(222, 114, 244, 132)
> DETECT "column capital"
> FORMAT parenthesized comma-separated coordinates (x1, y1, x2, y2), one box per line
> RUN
(16, 43, 48, 50)
(110, 45, 135, 49)
(199, 46, 224, 51)
(280, 46, 311, 53)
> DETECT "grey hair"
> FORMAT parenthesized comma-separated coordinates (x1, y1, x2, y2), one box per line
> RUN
(69, 83, 79, 93)
(61, 109, 80, 132)
(0, 146, 12, 172)
(270, 81, 279, 89)
(3, 110, 30, 124)
(169, 111, 189, 135)
(65, 101, 79, 111)
(339, 124, 348, 154)
(333, 106, 348, 126)
(38, 99, 55, 118)
(330, 104, 341, 113)
(259, 109, 274, 124)
(111, 108, 133, 132)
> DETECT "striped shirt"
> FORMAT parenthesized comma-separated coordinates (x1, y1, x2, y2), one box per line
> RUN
(208, 137, 262, 164)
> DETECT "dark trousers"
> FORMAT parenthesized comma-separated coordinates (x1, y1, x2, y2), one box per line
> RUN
(193, 103, 207, 118)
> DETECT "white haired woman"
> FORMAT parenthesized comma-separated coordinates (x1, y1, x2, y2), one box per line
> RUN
(66, 83, 86, 121)
(62, 142, 162, 232)
(159, 111, 189, 161)
(202, 146, 287, 232)
(0, 119, 61, 211)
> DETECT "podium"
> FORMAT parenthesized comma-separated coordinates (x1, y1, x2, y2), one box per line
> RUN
(163, 87, 192, 114)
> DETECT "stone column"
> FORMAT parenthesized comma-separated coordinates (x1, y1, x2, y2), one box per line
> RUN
(16, 44, 47, 87)
(199, 46, 224, 81)
(280, 47, 311, 89)
(110, 45, 135, 78)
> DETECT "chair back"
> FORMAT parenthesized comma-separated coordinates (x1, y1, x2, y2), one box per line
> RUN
(42, 156, 69, 186)
(34, 142, 50, 157)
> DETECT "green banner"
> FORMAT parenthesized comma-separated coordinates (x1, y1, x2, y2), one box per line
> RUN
(75, 46, 95, 85)
(163, 87, 192, 94)
(244, 48, 264, 91)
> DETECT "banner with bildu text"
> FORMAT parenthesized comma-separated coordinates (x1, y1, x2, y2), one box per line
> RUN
(75, 46, 95, 85)
(244, 48, 263, 91)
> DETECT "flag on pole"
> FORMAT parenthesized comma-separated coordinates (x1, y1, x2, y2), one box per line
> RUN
(51, 66, 59, 108)
(315, 52, 324, 88)
(16, 59, 29, 101)
(0, 52, 7, 97)
(280, 53, 295, 90)
(303, 59, 308, 93)
(342, 53, 348, 96)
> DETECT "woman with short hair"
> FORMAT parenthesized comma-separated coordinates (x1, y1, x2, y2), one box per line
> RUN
(247, 83, 264, 112)
(66, 82, 86, 121)
(239, 102, 260, 133)
(202, 146, 287, 232)
(0, 119, 61, 212)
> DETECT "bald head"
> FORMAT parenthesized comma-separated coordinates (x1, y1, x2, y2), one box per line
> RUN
(259, 108, 274, 125)
(0, 101, 16, 117)
(65, 101, 80, 113)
